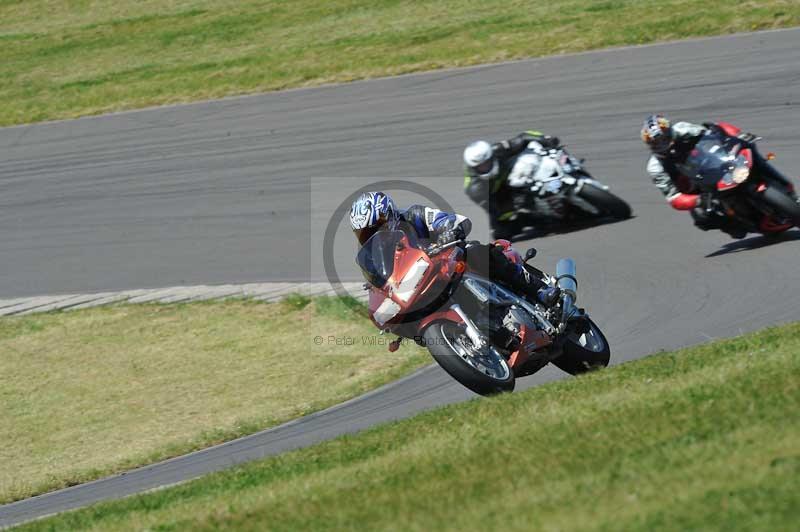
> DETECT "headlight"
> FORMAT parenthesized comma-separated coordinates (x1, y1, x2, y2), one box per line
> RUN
(394, 258, 429, 302)
(732, 166, 750, 183)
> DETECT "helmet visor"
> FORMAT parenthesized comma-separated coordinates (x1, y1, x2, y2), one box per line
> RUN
(354, 218, 387, 245)
(474, 159, 494, 175)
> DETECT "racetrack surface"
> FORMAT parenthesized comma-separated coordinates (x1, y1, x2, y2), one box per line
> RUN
(2, 29, 800, 527)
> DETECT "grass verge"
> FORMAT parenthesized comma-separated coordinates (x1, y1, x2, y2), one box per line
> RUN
(2, 1, 799, 126)
(17, 321, 800, 531)
(0, 296, 428, 504)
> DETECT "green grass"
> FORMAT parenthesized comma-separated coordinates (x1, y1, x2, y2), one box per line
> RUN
(18, 322, 800, 531)
(0, 296, 428, 504)
(1, 0, 799, 126)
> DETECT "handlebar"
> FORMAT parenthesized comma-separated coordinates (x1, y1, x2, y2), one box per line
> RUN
(425, 239, 465, 257)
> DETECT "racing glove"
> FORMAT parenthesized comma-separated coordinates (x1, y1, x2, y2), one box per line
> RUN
(436, 227, 466, 246)
(703, 122, 759, 144)
(539, 135, 560, 149)
(737, 132, 759, 144)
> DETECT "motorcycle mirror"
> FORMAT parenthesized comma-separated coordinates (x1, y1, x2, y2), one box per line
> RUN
(524, 248, 537, 262)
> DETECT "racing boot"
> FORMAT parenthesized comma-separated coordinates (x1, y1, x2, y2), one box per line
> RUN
(487, 243, 561, 306)
(537, 286, 561, 307)
(510, 266, 561, 307)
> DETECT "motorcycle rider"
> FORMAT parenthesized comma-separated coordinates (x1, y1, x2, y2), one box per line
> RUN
(641, 114, 797, 238)
(463, 130, 561, 240)
(350, 191, 559, 305)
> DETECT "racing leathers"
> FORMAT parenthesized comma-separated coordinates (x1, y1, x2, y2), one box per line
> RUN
(394, 204, 555, 304)
(464, 131, 560, 240)
(646, 121, 796, 238)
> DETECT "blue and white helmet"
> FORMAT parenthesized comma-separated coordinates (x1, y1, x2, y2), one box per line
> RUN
(350, 191, 397, 244)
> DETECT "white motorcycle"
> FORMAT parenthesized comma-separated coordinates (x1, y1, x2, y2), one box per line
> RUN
(504, 142, 631, 230)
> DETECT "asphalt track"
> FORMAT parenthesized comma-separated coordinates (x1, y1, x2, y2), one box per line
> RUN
(2, 29, 800, 527)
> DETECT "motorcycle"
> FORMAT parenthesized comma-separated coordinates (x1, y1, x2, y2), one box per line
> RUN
(503, 143, 632, 234)
(356, 221, 610, 396)
(675, 123, 800, 235)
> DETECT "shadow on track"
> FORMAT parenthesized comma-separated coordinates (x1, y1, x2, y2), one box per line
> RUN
(509, 215, 635, 242)
(706, 230, 800, 258)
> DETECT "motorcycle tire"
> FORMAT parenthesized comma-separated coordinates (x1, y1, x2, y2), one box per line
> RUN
(760, 187, 800, 227)
(551, 318, 611, 375)
(578, 184, 632, 220)
(424, 322, 515, 396)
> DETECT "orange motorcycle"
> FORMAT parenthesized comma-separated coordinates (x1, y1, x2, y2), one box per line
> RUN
(357, 221, 610, 395)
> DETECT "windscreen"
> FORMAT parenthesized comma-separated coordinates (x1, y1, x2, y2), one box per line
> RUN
(356, 220, 424, 288)
(356, 230, 405, 288)
(678, 134, 734, 183)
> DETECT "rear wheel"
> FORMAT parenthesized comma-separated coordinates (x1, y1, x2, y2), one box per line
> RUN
(551, 318, 611, 375)
(424, 322, 515, 396)
(577, 184, 632, 220)
(760, 187, 800, 227)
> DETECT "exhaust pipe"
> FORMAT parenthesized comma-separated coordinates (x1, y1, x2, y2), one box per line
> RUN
(555, 258, 577, 321)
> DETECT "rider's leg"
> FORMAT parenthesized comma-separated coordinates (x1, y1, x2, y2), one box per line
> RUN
(465, 244, 557, 305)
(691, 207, 746, 239)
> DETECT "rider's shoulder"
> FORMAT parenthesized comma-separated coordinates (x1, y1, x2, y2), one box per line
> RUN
(672, 121, 706, 138)
(402, 204, 427, 218)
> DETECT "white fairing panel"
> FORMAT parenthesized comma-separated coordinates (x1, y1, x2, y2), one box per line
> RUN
(507, 153, 542, 187)
(395, 258, 429, 302)
(508, 150, 563, 188)
(533, 157, 562, 181)
(373, 298, 401, 326)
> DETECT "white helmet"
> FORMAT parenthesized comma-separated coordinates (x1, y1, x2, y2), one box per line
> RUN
(463, 140, 499, 179)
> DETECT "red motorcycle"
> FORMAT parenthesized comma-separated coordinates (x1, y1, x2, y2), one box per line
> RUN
(677, 122, 800, 235)
(356, 222, 610, 395)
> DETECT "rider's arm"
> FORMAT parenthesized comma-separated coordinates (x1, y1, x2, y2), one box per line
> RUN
(405, 204, 472, 242)
(672, 122, 707, 143)
(493, 130, 560, 160)
(464, 172, 491, 208)
(647, 155, 699, 211)
(519, 130, 560, 149)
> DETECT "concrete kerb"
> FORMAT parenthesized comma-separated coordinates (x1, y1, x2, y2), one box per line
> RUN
(0, 282, 368, 316)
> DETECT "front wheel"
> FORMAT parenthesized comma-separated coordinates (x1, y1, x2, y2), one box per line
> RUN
(424, 322, 515, 396)
(760, 187, 800, 227)
(551, 318, 611, 375)
(577, 184, 632, 220)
